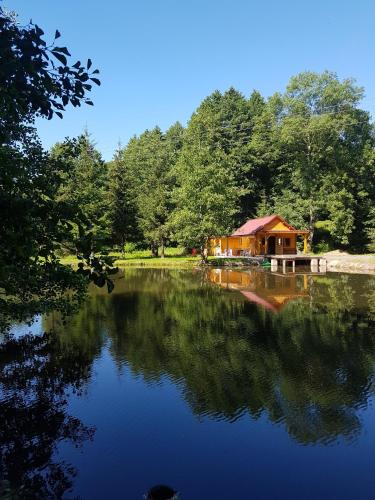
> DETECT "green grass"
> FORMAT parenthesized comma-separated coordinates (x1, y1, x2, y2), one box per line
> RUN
(114, 256, 200, 267)
(59, 247, 202, 267)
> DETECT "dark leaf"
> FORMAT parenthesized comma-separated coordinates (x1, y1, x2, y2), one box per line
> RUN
(107, 267, 119, 275)
(87, 58, 92, 69)
(107, 279, 115, 294)
(51, 51, 67, 66)
(91, 78, 101, 86)
(55, 29, 61, 39)
(93, 275, 106, 288)
(35, 24, 44, 36)
(53, 46, 71, 56)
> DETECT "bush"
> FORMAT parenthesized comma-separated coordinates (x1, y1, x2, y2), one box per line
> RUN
(124, 242, 138, 254)
(313, 241, 332, 254)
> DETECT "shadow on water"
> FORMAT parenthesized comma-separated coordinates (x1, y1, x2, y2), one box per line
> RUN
(1, 267, 375, 496)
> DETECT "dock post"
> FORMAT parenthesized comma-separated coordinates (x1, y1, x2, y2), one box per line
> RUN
(271, 258, 278, 272)
(282, 260, 286, 273)
(311, 258, 318, 271)
(319, 258, 327, 272)
(292, 260, 295, 272)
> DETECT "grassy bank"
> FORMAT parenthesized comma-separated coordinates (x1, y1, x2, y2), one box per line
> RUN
(59, 247, 201, 267)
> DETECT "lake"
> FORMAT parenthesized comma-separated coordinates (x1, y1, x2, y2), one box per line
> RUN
(2, 267, 375, 499)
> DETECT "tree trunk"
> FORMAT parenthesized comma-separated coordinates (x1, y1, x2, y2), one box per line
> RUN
(308, 205, 315, 251)
(160, 238, 165, 259)
(151, 243, 158, 258)
(200, 238, 208, 263)
(121, 237, 125, 259)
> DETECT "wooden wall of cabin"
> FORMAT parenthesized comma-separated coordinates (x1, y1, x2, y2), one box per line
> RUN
(274, 234, 296, 255)
(256, 233, 297, 255)
(208, 237, 256, 256)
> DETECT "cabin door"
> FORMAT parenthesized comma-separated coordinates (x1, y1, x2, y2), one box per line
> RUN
(267, 236, 276, 255)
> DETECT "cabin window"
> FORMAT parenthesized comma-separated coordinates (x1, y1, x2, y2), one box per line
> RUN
(284, 238, 291, 247)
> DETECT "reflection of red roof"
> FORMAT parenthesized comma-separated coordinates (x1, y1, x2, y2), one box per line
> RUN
(240, 291, 279, 313)
(231, 215, 295, 236)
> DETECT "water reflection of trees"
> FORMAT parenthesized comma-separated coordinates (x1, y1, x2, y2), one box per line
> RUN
(88, 269, 375, 445)
(6, 269, 374, 495)
(15, 268, 373, 467)
(0, 327, 102, 498)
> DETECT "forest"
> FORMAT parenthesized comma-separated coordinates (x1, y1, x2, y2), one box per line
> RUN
(51, 73, 375, 257)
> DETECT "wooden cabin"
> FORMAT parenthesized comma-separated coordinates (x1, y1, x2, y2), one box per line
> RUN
(209, 215, 309, 257)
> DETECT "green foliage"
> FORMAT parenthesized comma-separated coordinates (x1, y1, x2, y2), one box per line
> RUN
(107, 146, 139, 249)
(0, 8, 111, 330)
(365, 207, 375, 252)
(102, 72, 374, 256)
(256, 190, 271, 217)
(246, 71, 375, 249)
(171, 148, 240, 254)
(109, 123, 184, 256)
(51, 131, 110, 249)
(0, 6, 99, 141)
(124, 242, 139, 254)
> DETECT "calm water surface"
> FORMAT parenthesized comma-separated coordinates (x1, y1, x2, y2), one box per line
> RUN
(2, 268, 375, 499)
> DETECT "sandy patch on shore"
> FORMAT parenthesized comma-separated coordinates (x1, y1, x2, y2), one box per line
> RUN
(323, 251, 375, 273)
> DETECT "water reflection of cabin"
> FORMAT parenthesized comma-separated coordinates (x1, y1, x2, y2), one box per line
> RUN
(209, 215, 309, 256)
(209, 268, 309, 312)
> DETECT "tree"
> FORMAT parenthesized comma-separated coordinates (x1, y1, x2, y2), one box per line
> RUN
(113, 123, 184, 257)
(107, 145, 140, 251)
(175, 88, 264, 224)
(0, 7, 99, 142)
(51, 131, 110, 250)
(135, 127, 172, 257)
(0, 7, 114, 330)
(256, 190, 271, 217)
(258, 71, 375, 248)
(171, 147, 241, 259)
(136, 124, 184, 257)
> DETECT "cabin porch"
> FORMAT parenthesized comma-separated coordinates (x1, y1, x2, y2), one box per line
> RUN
(210, 231, 309, 257)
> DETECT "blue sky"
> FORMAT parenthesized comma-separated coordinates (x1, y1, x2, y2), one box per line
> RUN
(6, 0, 375, 160)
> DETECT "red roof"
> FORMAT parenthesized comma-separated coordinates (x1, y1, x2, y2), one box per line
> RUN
(231, 215, 295, 236)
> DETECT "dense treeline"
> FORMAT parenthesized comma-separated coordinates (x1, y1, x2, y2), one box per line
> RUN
(55, 71, 375, 256)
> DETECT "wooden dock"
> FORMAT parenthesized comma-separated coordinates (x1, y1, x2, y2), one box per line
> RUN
(267, 254, 327, 273)
(211, 254, 327, 273)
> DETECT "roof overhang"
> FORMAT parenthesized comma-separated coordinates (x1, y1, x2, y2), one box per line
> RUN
(261, 230, 310, 235)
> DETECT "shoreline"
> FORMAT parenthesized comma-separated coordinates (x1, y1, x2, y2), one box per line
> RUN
(60, 252, 375, 275)
(323, 251, 375, 274)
